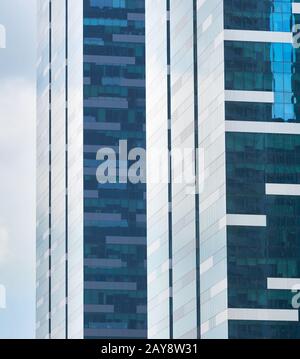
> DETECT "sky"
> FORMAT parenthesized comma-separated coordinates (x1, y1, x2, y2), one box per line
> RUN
(0, 0, 36, 338)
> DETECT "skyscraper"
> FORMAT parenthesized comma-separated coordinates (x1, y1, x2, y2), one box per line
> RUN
(146, 0, 300, 339)
(36, 0, 146, 339)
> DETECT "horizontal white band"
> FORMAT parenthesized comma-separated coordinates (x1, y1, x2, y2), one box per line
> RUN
(292, 3, 300, 14)
(225, 121, 300, 135)
(225, 90, 274, 103)
(268, 277, 300, 290)
(227, 214, 267, 227)
(228, 308, 299, 322)
(266, 183, 300, 196)
(224, 29, 292, 43)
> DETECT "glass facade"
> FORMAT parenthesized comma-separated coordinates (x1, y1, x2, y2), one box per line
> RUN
(83, 0, 147, 339)
(227, 133, 300, 338)
(225, 0, 300, 339)
(146, 0, 300, 339)
(37, 0, 146, 339)
(224, 0, 300, 32)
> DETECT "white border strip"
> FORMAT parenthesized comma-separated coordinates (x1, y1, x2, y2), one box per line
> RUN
(225, 90, 274, 103)
(225, 121, 300, 135)
(228, 308, 299, 322)
(268, 278, 300, 290)
(227, 214, 267, 227)
(224, 29, 292, 43)
(266, 183, 300, 196)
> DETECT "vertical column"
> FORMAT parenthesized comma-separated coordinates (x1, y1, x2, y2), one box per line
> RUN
(146, 0, 171, 339)
(37, 0, 84, 339)
(65, 0, 69, 339)
(36, 0, 52, 339)
(49, 0, 52, 338)
(66, 0, 84, 339)
(166, 0, 174, 339)
(193, 0, 201, 339)
(197, 0, 228, 339)
(169, 0, 198, 339)
(50, 0, 67, 339)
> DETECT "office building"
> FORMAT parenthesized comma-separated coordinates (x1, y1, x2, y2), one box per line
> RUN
(37, 0, 146, 339)
(146, 0, 300, 339)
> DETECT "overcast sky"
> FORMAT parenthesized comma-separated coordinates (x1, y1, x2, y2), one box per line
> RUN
(0, 0, 36, 338)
